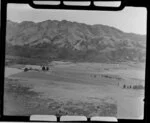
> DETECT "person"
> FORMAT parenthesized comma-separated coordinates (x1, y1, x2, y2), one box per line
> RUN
(123, 84, 126, 89)
(46, 66, 49, 71)
(42, 66, 45, 71)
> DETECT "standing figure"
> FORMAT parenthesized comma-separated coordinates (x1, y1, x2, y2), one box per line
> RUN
(123, 84, 126, 89)
(42, 66, 46, 71)
(46, 66, 49, 71)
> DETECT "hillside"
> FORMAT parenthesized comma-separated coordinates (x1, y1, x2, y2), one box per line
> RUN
(6, 20, 146, 63)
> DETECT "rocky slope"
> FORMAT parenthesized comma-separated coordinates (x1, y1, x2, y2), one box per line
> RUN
(6, 20, 146, 62)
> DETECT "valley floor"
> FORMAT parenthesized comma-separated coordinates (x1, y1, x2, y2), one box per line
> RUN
(4, 61, 145, 119)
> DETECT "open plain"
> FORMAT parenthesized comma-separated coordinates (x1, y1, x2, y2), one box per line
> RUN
(4, 61, 145, 119)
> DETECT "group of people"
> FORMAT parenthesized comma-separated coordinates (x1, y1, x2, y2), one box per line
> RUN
(24, 65, 49, 72)
(118, 82, 143, 90)
(118, 82, 133, 89)
(123, 84, 132, 89)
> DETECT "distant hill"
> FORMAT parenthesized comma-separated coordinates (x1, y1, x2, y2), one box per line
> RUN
(6, 20, 146, 63)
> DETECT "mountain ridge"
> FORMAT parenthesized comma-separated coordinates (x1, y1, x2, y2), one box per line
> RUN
(6, 19, 146, 63)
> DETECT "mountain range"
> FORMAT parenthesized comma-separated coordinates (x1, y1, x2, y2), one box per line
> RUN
(6, 20, 146, 63)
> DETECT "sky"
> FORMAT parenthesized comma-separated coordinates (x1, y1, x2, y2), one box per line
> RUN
(7, 4, 147, 35)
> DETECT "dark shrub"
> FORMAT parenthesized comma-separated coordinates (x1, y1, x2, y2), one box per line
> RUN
(24, 68, 28, 72)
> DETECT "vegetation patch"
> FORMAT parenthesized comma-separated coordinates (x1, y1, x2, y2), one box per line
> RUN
(4, 78, 117, 117)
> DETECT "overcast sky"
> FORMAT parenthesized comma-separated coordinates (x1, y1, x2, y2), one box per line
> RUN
(7, 4, 147, 35)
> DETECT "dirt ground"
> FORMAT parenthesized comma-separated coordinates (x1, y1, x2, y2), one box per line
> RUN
(4, 61, 145, 119)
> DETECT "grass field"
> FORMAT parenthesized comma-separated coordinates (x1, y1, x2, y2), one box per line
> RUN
(4, 61, 145, 119)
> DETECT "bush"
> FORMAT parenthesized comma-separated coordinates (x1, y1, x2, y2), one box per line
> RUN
(24, 68, 29, 72)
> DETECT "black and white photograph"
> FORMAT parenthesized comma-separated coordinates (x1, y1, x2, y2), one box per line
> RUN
(4, 3, 146, 119)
